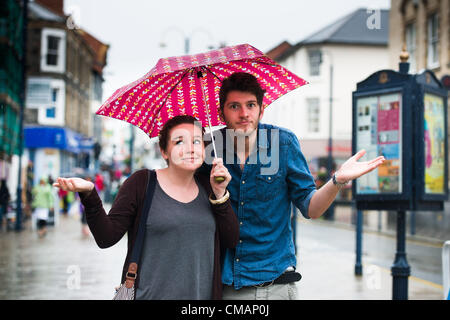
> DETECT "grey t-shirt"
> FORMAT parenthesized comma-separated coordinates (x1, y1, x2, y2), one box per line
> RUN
(135, 178, 216, 300)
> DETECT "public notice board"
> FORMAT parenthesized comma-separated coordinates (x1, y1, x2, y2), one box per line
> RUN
(423, 93, 445, 195)
(355, 92, 402, 195)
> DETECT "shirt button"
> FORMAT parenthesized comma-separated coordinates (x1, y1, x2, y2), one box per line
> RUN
(240, 201, 244, 206)
(242, 181, 245, 184)
(268, 177, 271, 180)
(236, 258, 240, 262)
(240, 221, 243, 225)
(239, 240, 243, 244)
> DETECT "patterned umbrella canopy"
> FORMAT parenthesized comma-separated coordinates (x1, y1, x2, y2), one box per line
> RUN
(96, 43, 308, 138)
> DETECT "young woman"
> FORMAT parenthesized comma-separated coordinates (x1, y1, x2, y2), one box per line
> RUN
(53, 115, 239, 300)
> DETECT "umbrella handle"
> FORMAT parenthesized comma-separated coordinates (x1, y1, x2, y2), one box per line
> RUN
(214, 176, 225, 183)
(210, 131, 225, 183)
(198, 70, 226, 184)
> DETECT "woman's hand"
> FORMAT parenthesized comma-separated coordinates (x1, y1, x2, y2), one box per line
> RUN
(210, 158, 231, 199)
(53, 177, 95, 194)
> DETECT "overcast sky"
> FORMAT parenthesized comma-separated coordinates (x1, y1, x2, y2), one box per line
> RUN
(63, 0, 390, 101)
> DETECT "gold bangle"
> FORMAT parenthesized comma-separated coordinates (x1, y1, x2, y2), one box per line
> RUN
(209, 190, 230, 205)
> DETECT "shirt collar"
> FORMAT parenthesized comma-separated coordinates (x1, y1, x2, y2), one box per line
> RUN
(220, 122, 269, 153)
(257, 122, 269, 149)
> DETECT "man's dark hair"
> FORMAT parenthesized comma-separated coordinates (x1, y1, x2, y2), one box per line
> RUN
(158, 115, 204, 152)
(219, 72, 266, 111)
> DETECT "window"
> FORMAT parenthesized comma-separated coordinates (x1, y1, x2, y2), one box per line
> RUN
(308, 50, 322, 76)
(405, 23, 416, 73)
(307, 98, 320, 133)
(45, 88, 59, 119)
(427, 13, 439, 69)
(26, 80, 51, 107)
(46, 107, 56, 118)
(46, 36, 60, 66)
(27, 78, 65, 125)
(40, 28, 66, 73)
(51, 88, 59, 102)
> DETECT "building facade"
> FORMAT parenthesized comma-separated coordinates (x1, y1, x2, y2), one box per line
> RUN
(386, 0, 450, 239)
(24, 0, 108, 186)
(0, 0, 26, 191)
(389, 0, 449, 76)
(389, 0, 450, 176)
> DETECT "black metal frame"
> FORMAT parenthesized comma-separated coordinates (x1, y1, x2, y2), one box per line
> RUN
(352, 71, 415, 210)
(413, 72, 449, 205)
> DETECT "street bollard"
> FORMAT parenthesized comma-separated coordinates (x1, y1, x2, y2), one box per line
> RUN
(443, 241, 450, 300)
(355, 209, 363, 276)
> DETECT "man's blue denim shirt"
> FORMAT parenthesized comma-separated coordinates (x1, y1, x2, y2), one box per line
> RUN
(200, 123, 317, 289)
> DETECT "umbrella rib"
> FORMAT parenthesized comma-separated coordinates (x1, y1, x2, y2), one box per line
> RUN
(202, 66, 222, 83)
(153, 70, 190, 120)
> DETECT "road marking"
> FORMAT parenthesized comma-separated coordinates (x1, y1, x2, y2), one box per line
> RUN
(364, 262, 443, 290)
(304, 218, 445, 249)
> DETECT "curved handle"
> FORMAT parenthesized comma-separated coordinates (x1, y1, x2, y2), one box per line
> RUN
(214, 176, 225, 183)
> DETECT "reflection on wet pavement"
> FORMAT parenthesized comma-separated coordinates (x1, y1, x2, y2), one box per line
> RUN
(0, 214, 127, 300)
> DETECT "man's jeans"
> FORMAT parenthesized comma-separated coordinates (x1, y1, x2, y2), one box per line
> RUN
(222, 283, 298, 300)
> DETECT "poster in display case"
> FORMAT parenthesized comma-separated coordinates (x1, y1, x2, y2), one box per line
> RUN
(423, 93, 445, 195)
(355, 92, 402, 195)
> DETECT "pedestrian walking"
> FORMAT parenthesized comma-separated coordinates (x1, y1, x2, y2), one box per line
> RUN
(58, 188, 69, 215)
(53, 115, 239, 300)
(0, 179, 10, 231)
(200, 72, 386, 300)
(24, 160, 34, 219)
(94, 173, 105, 201)
(32, 177, 54, 238)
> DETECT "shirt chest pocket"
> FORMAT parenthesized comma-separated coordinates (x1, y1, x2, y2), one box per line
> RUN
(255, 172, 283, 202)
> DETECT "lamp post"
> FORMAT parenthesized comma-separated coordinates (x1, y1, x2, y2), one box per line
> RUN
(15, 0, 28, 231)
(328, 61, 334, 183)
(391, 46, 411, 300)
(319, 48, 335, 220)
(159, 26, 216, 55)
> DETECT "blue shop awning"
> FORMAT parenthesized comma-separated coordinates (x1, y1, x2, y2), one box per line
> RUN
(79, 137, 95, 150)
(24, 126, 94, 153)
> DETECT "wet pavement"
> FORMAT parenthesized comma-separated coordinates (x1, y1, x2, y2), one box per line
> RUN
(0, 205, 126, 300)
(0, 206, 446, 300)
(296, 218, 445, 300)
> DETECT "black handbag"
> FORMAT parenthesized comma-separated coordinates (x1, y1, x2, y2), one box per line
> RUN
(113, 170, 156, 300)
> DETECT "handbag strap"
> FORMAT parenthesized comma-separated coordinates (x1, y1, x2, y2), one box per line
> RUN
(131, 169, 156, 263)
(125, 169, 156, 288)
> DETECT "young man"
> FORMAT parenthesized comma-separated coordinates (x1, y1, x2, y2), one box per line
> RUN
(201, 72, 385, 300)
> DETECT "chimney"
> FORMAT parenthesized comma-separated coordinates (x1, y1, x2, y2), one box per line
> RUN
(36, 0, 65, 16)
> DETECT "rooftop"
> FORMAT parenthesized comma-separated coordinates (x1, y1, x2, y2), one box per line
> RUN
(268, 8, 389, 62)
(300, 8, 389, 46)
(28, 1, 65, 22)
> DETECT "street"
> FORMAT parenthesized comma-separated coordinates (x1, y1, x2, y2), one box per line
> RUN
(296, 217, 444, 299)
(0, 208, 126, 300)
(0, 206, 445, 300)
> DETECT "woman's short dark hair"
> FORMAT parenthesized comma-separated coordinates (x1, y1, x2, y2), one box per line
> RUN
(219, 72, 266, 111)
(158, 115, 204, 152)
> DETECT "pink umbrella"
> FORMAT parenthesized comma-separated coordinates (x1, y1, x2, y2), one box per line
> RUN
(96, 43, 308, 158)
